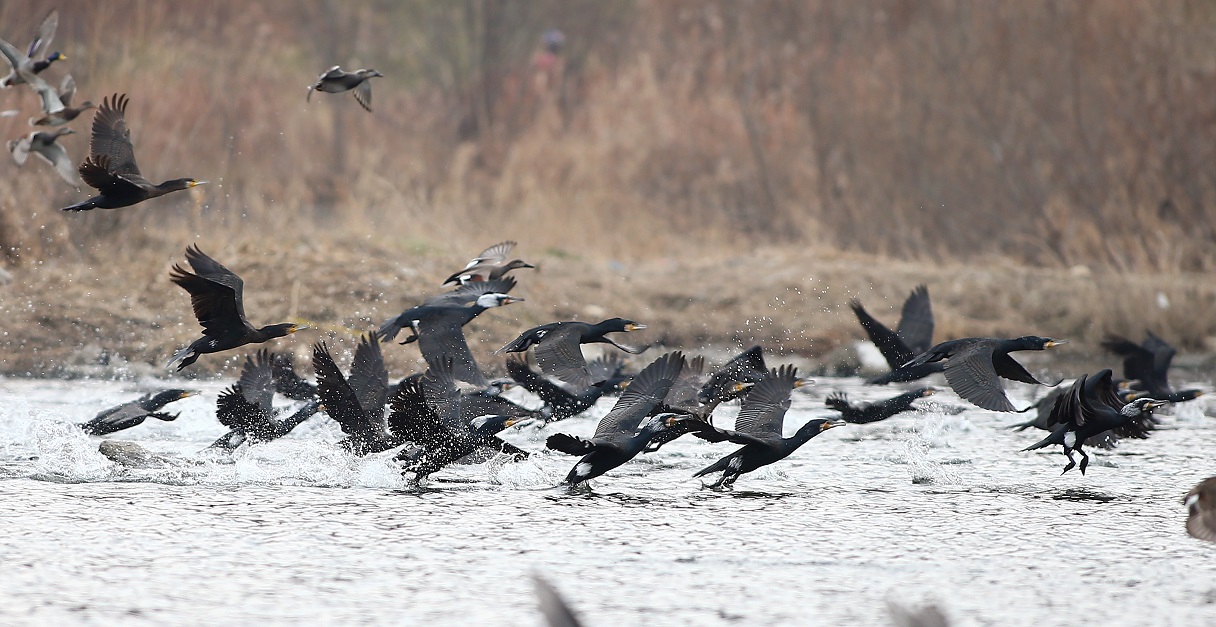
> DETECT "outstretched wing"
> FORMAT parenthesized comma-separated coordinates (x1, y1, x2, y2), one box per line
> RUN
(169, 245, 252, 336)
(850, 299, 914, 369)
(352, 79, 373, 112)
(471, 241, 515, 265)
(592, 351, 685, 439)
(238, 350, 276, 414)
(733, 365, 797, 439)
(417, 314, 487, 387)
(27, 9, 59, 59)
(312, 342, 373, 438)
(895, 285, 934, 354)
(534, 325, 593, 389)
(88, 94, 141, 177)
(348, 332, 389, 429)
(942, 340, 1016, 412)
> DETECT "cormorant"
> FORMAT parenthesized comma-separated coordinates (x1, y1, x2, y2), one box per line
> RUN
(393, 358, 529, 480)
(1008, 383, 1159, 450)
(825, 388, 936, 424)
(546, 351, 686, 484)
(498, 318, 647, 389)
(379, 278, 522, 386)
(851, 285, 943, 384)
(693, 365, 840, 489)
(0, 10, 61, 88)
(1184, 477, 1216, 542)
(505, 354, 628, 422)
(696, 345, 769, 407)
(903, 336, 1066, 411)
(1021, 369, 1168, 474)
(8, 127, 82, 187)
(306, 66, 382, 112)
(270, 352, 318, 401)
(168, 245, 305, 370)
(31, 75, 94, 127)
(1102, 331, 1204, 403)
(441, 241, 535, 286)
(313, 333, 401, 456)
(210, 350, 321, 451)
(79, 390, 196, 436)
(61, 94, 205, 211)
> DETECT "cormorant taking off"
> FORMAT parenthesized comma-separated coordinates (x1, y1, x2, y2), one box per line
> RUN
(61, 94, 205, 211)
(903, 336, 1066, 411)
(505, 354, 628, 423)
(211, 350, 321, 451)
(307, 66, 382, 112)
(696, 345, 769, 406)
(498, 318, 647, 389)
(546, 351, 686, 485)
(1008, 383, 1159, 450)
(168, 245, 305, 370)
(313, 334, 400, 456)
(1184, 478, 1216, 543)
(1021, 369, 1168, 474)
(825, 388, 935, 424)
(1101, 331, 1204, 403)
(693, 365, 841, 489)
(79, 390, 196, 436)
(851, 285, 942, 384)
(378, 278, 521, 387)
(442, 241, 535, 286)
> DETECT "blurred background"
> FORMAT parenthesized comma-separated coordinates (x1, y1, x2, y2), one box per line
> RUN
(1, 0, 1215, 373)
(3, 0, 1214, 267)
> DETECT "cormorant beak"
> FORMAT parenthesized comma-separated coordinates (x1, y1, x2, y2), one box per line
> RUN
(793, 378, 815, 388)
(618, 380, 631, 389)
(731, 381, 755, 393)
(821, 420, 845, 431)
(625, 323, 647, 331)
(921, 388, 937, 397)
(1146, 400, 1171, 410)
(664, 414, 692, 427)
(180, 391, 199, 399)
(503, 296, 525, 304)
(289, 324, 310, 333)
(189, 180, 208, 187)
(504, 419, 519, 428)
(1044, 339, 1068, 347)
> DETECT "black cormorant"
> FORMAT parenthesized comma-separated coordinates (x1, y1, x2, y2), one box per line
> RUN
(61, 94, 204, 211)
(505, 354, 628, 422)
(168, 245, 305, 370)
(306, 66, 382, 112)
(211, 351, 321, 450)
(825, 388, 935, 424)
(903, 336, 1066, 411)
(851, 285, 943, 384)
(498, 318, 647, 389)
(1184, 477, 1216, 543)
(8, 127, 82, 187)
(1021, 369, 1168, 474)
(79, 390, 196, 436)
(313, 333, 401, 456)
(693, 365, 841, 489)
(546, 351, 686, 484)
(442, 241, 535, 286)
(696, 345, 769, 406)
(1102, 331, 1204, 403)
(1008, 383, 1159, 450)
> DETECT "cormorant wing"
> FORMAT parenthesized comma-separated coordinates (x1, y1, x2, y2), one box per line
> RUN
(1143, 331, 1177, 393)
(592, 351, 684, 440)
(27, 9, 58, 60)
(534, 325, 594, 389)
(416, 311, 488, 387)
(498, 319, 561, 354)
(88, 94, 141, 177)
(86, 401, 145, 432)
(895, 285, 934, 355)
(545, 432, 597, 456)
(348, 332, 389, 429)
(661, 355, 707, 413)
(586, 352, 627, 386)
(699, 345, 766, 403)
(850, 299, 915, 369)
(942, 341, 1017, 412)
(733, 364, 797, 439)
(506, 355, 577, 407)
(216, 384, 271, 432)
(1102, 334, 1157, 391)
(312, 342, 374, 438)
(426, 277, 516, 306)
(991, 351, 1044, 385)
(420, 358, 465, 431)
(237, 350, 276, 414)
(388, 375, 447, 449)
(271, 353, 317, 401)
(171, 245, 254, 336)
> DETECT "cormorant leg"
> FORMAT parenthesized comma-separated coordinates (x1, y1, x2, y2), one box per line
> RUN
(1077, 447, 1089, 475)
(1061, 447, 1077, 475)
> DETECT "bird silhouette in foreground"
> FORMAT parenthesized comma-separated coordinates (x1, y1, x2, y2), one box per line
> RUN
(825, 388, 936, 424)
(168, 245, 305, 370)
(0, 9, 60, 88)
(8, 127, 82, 187)
(903, 336, 1066, 411)
(693, 365, 841, 490)
(62, 94, 204, 211)
(379, 278, 522, 386)
(1021, 369, 1168, 474)
(506, 354, 629, 423)
(209, 350, 321, 451)
(1184, 477, 1216, 543)
(851, 285, 942, 384)
(441, 241, 536, 286)
(307, 66, 382, 112)
(1007, 382, 1158, 450)
(498, 318, 647, 389)
(79, 390, 196, 436)
(1101, 331, 1205, 404)
(394, 358, 530, 481)
(313, 334, 402, 456)
(31, 75, 95, 127)
(546, 351, 687, 485)
(532, 574, 584, 627)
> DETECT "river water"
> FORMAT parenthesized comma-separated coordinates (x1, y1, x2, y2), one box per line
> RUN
(1, 374, 1214, 625)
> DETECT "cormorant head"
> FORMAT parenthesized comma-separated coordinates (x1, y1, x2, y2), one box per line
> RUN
(1176, 389, 1205, 402)
(796, 418, 844, 438)
(793, 377, 815, 389)
(162, 178, 207, 192)
(263, 322, 308, 338)
(1015, 336, 1067, 349)
(600, 318, 646, 333)
(470, 414, 520, 435)
(1121, 397, 1170, 416)
(143, 389, 197, 410)
(636, 412, 688, 435)
(476, 293, 523, 308)
(918, 387, 937, 398)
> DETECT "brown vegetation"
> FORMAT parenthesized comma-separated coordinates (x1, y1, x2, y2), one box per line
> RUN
(0, 1, 1214, 376)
